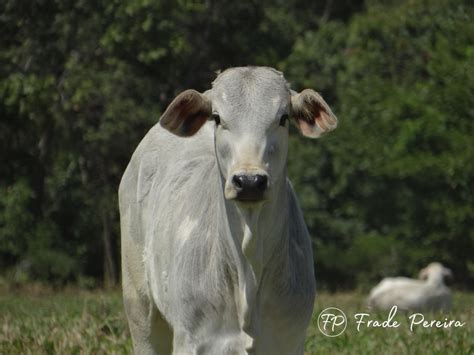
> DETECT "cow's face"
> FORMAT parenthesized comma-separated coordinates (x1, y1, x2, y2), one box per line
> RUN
(419, 262, 453, 283)
(160, 67, 337, 206)
(210, 68, 291, 204)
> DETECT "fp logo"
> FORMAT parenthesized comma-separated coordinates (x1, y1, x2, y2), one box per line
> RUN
(317, 307, 347, 337)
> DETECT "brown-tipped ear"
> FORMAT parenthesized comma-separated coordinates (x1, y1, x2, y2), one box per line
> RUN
(160, 89, 211, 137)
(290, 89, 338, 138)
(418, 267, 429, 280)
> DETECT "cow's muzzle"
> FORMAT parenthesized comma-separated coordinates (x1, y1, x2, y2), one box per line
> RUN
(231, 173, 268, 202)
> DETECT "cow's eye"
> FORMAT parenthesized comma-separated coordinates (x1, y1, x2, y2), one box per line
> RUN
(279, 114, 289, 127)
(212, 113, 221, 126)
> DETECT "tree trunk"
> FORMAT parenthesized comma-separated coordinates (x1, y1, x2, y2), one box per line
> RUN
(102, 210, 117, 288)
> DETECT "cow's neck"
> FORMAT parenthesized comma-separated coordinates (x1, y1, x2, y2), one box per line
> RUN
(225, 177, 288, 271)
(222, 175, 288, 347)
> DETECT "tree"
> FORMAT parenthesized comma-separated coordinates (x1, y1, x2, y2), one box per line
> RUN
(1, 0, 471, 290)
(286, 0, 474, 288)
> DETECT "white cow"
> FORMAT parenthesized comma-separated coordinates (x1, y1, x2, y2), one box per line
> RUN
(119, 66, 338, 354)
(367, 262, 453, 312)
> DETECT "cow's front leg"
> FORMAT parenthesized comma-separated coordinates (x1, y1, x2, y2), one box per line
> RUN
(171, 329, 200, 355)
(172, 329, 248, 355)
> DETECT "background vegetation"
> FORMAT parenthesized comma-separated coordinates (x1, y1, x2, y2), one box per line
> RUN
(1, 0, 473, 290)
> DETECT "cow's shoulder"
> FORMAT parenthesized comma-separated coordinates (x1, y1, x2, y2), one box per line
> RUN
(120, 121, 216, 204)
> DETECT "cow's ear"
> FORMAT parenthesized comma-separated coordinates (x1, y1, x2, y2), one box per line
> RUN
(418, 267, 429, 280)
(160, 90, 211, 137)
(290, 89, 338, 138)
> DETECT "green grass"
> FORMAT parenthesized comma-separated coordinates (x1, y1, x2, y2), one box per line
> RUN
(309, 292, 474, 355)
(0, 288, 472, 354)
(0, 286, 130, 354)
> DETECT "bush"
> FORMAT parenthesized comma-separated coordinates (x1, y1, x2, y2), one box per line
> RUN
(287, 0, 474, 289)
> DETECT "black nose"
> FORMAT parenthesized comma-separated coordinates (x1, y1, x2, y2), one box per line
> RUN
(232, 174, 268, 201)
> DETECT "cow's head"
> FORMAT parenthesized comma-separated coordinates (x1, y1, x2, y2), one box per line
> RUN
(160, 67, 337, 206)
(419, 262, 453, 284)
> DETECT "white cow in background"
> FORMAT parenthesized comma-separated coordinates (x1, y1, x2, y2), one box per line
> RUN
(368, 262, 453, 312)
(119, 66, 338, 354)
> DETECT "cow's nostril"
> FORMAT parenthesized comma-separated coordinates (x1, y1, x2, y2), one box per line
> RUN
(255, 175, 268, 192)
(232, 174, 268, 201)
(232, 175, 244, 189)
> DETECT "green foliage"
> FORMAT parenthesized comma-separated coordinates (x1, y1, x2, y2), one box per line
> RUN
(0, 0, 472, 289)
(0, 181, 34, 257)
(0, 290, 131, 353)
(287, 0, 474, 288)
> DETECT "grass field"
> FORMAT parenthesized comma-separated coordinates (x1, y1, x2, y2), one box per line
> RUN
(0, 287, 472, 354)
